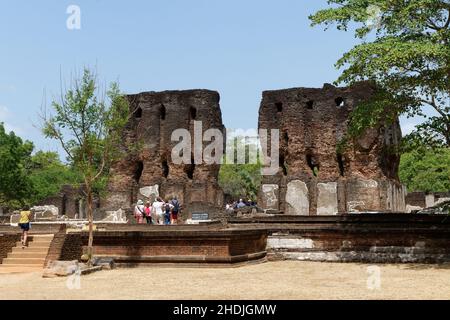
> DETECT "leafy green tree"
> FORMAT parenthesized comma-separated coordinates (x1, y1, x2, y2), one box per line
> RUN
(399, 145, 450, 192)
(0, 123, 34, 209)
(42, 68, 130, 263)
(310, 0, 450, 147)
(219, 163, 262, 200)
(28, 151, 81, 205)
(219, 137, 262, 201)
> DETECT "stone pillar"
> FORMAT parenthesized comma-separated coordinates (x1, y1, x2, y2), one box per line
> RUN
(285, 180, 309, 215)
(425, 194, 436, 208)
(317, 182, 338, 215)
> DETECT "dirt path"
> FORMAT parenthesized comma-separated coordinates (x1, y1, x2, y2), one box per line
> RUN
(1, 261, 449, 300)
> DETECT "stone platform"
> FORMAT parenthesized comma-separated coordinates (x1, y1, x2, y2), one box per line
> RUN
(53, 225, 268, 267)
(2, 213, 450, 267)
(228, 213, 450, 263)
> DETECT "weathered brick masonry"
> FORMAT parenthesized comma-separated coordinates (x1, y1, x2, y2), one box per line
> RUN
(106, 90, 226, 220)
(58, 227, 268, 265)
(0, 233, 21, 264)
(229, 214, 450, 263)
(258, 82, 406, 215)
(44, 225, 68, 266)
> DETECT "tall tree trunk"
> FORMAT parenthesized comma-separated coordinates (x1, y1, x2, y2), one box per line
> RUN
(86, 185, 94, 266)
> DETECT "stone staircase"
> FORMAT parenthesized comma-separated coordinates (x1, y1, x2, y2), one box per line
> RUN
(0, 234, 53, 273)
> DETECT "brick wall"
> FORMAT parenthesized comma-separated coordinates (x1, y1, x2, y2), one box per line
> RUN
(405, 192, 426, 208)
(0, 233, 21, 263)
(44, 225, 67, 266)
(53, 228, 268, 265)
(230, 214, 450, 263)
(406, 192, 450, 208)
(59, 233, 83, 261)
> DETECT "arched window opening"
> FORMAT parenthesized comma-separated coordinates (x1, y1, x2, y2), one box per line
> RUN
(335, 97, 345, 108)
(337, 153, 345, 177)
(133, 161, 144, 183)
(184, 156, 195, 180)
(280, 154, 288, 176)
(306, 154, 319, 177)
(190, 106, 197, 120)
(160, 104, 166, 120)
(275, 102, 283, 113)
(134, 107, 142, 119)
(283, 131, 289, 145)
(162, 159, 169, 178)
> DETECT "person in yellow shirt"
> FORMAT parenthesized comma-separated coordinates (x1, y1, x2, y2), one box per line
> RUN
(18, 206, 32, 247)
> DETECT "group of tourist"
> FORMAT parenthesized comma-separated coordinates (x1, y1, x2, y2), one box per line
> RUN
(134, 196, 181, 225)
(225, 198, 257, 212)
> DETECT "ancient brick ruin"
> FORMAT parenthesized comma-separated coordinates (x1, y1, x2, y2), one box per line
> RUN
(36, 185, 91, 219)
(258, 82, 406, 215)
(103, 82, 407, 218)
(105, 90, 225, 219)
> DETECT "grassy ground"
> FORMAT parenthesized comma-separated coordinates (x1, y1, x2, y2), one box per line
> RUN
(1, 261, 450, 300)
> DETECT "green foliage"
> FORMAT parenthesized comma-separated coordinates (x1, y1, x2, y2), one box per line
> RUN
(0, 123, 34, 209)
(28, 151, 82, 204)
(219, 137, 262, 200)
(42, 68, 130, 193)
(310, 0, 450, 147)
(399, 145, 450, 192)
(219, 162, 262, 200)
(42, 67, 131, 261)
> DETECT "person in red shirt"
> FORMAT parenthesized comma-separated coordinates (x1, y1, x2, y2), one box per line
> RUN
(144, 201, 152, 224)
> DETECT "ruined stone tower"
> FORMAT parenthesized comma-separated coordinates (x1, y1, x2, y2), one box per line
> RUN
(106, 89, 225, 219)
(258, 82, 406, 215)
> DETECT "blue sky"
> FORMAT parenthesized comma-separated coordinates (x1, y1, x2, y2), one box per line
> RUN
(0, 0, 429, 156)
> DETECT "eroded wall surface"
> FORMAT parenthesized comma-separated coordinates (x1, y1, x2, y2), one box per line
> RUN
(106, 90, 225, 218)
(258, 82, 406, 215)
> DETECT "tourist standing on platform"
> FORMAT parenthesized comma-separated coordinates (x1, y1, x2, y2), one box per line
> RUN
(152, 197, 165, 225)
(144, 201, 152, 224)
(236, 199, 246, 208)
(164, 200, 173, 225)
(170, 196, 180, 224)
(134, 200, 145, 224)
(18, 206, 32, 248)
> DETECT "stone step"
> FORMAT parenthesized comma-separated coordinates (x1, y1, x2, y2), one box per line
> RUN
(7, 252, 47, 259)
(2, 257, 46, 265)
(29, 240, 52, 245)
(16, 240, 52, 247)
(29, 236, 53, 241)
(12, 246, 49, 253)
(29, 234, 54, 238)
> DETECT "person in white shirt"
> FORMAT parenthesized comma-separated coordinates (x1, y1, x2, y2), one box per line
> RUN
(151, 197, 165, 225)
